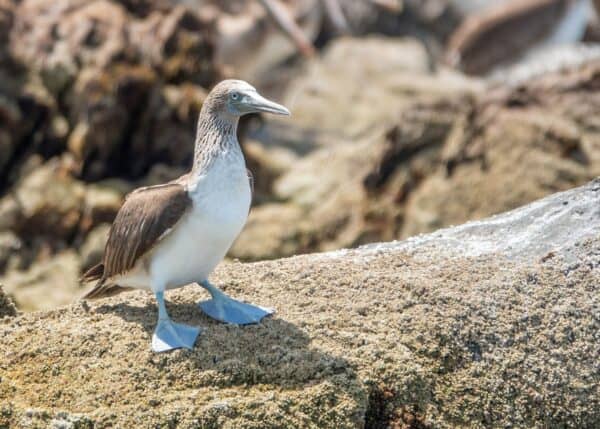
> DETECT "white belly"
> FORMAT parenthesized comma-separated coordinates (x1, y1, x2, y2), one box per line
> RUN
(116, 150, 251, 291)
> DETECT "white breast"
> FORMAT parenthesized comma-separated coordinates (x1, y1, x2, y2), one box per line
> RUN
(145, 147, 251, 290)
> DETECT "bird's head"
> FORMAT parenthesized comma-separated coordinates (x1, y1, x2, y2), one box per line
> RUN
(202, 79, 290, 121)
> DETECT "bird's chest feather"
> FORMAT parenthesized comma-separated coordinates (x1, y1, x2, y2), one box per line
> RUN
(188, 150, 251, 234)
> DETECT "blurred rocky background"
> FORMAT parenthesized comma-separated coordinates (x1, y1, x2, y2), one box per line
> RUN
(1, 0, 600, 311)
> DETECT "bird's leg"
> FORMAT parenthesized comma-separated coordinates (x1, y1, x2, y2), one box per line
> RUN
(152, 291, 202, 353)
(197, 280, 274, 325)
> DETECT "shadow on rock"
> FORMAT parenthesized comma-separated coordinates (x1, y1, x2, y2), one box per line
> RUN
(95, 299, 355, 391)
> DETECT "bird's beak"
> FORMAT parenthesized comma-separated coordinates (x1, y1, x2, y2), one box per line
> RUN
(244, 91, 291, 116)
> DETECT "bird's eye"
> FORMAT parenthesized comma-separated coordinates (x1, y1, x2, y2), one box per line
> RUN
(230, 92, 240, 101)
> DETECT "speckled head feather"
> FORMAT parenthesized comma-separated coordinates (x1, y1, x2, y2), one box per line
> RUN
(193, 79, 290, 172)
(200, 79, 257, 117)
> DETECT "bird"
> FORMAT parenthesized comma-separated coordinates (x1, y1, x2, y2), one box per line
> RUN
(446, 0, 592, 75)
(81, 79, 290, 353)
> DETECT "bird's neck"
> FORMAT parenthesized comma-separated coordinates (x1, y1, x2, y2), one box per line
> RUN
(192, 113, 239, 174)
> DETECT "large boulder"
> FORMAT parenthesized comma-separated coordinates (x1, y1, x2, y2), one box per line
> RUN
(10, 0, 218, 93)
(0, 180, 598, 427)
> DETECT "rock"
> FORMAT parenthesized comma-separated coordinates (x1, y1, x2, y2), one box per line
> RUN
(445, 0, 591, 76)
(233, 36, 480, 261)
(248, 35, 479, 168)
(0, 74, 54, 184)
(214, 0, 322, 82)
(138, 163, 188, 188)
(0, 231, 21, 272)
(242, 138, 298, 204)
(130, 5, 223, 85)
(0, 250, 81, 312)
(80, 182, 126, 233)
(5, 0, 220, 183)
(66, 69, 210, 181)
(229, 203, 306, 260)
(79, 223, 111, 271)
(11, 0, 218, 92)
(236, 97, 465, 260)
(13, 159, 86, 240)
(12, 0, 130, 88)
(67, 64, 157, 180)
(282, 36, 440, 139)
(490, 43, 600, 86)
(0, 284, 17, 318)
(1, 181, 599, 427)
(0, 195, 20, 231)
(128, 83, 206, 178)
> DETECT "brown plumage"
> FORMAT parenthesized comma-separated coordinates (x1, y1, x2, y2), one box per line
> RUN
(82, 183, 191, 299)
(446, 0, 573, 75)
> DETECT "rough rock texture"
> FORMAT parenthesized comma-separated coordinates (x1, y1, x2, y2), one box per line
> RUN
(1, 180, 598, 428)
(0, 284, 17, 318)
(233, 43, 600, 261)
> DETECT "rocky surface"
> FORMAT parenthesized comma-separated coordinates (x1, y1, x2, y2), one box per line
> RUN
(1, 180, 598, 428)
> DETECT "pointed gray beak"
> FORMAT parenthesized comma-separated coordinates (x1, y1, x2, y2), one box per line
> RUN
(244, 91, 291, 116)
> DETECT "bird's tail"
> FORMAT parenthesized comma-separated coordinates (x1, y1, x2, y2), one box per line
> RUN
(80, 264, 130, 300)
(81, 263, 104, 283)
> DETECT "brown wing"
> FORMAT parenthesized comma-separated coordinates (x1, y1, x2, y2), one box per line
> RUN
(82, 183, 191, 299)
(446, 0, 569, 75)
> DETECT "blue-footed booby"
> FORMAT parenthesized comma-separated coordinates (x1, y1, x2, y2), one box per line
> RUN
(82, 80, 290, 353)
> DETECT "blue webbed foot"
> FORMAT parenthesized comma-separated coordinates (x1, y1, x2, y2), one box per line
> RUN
(152, 318, 202, 353)
(152, 291, 202, 353)
(199, 298, 274, 325)
(197, 280, 274, 325)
